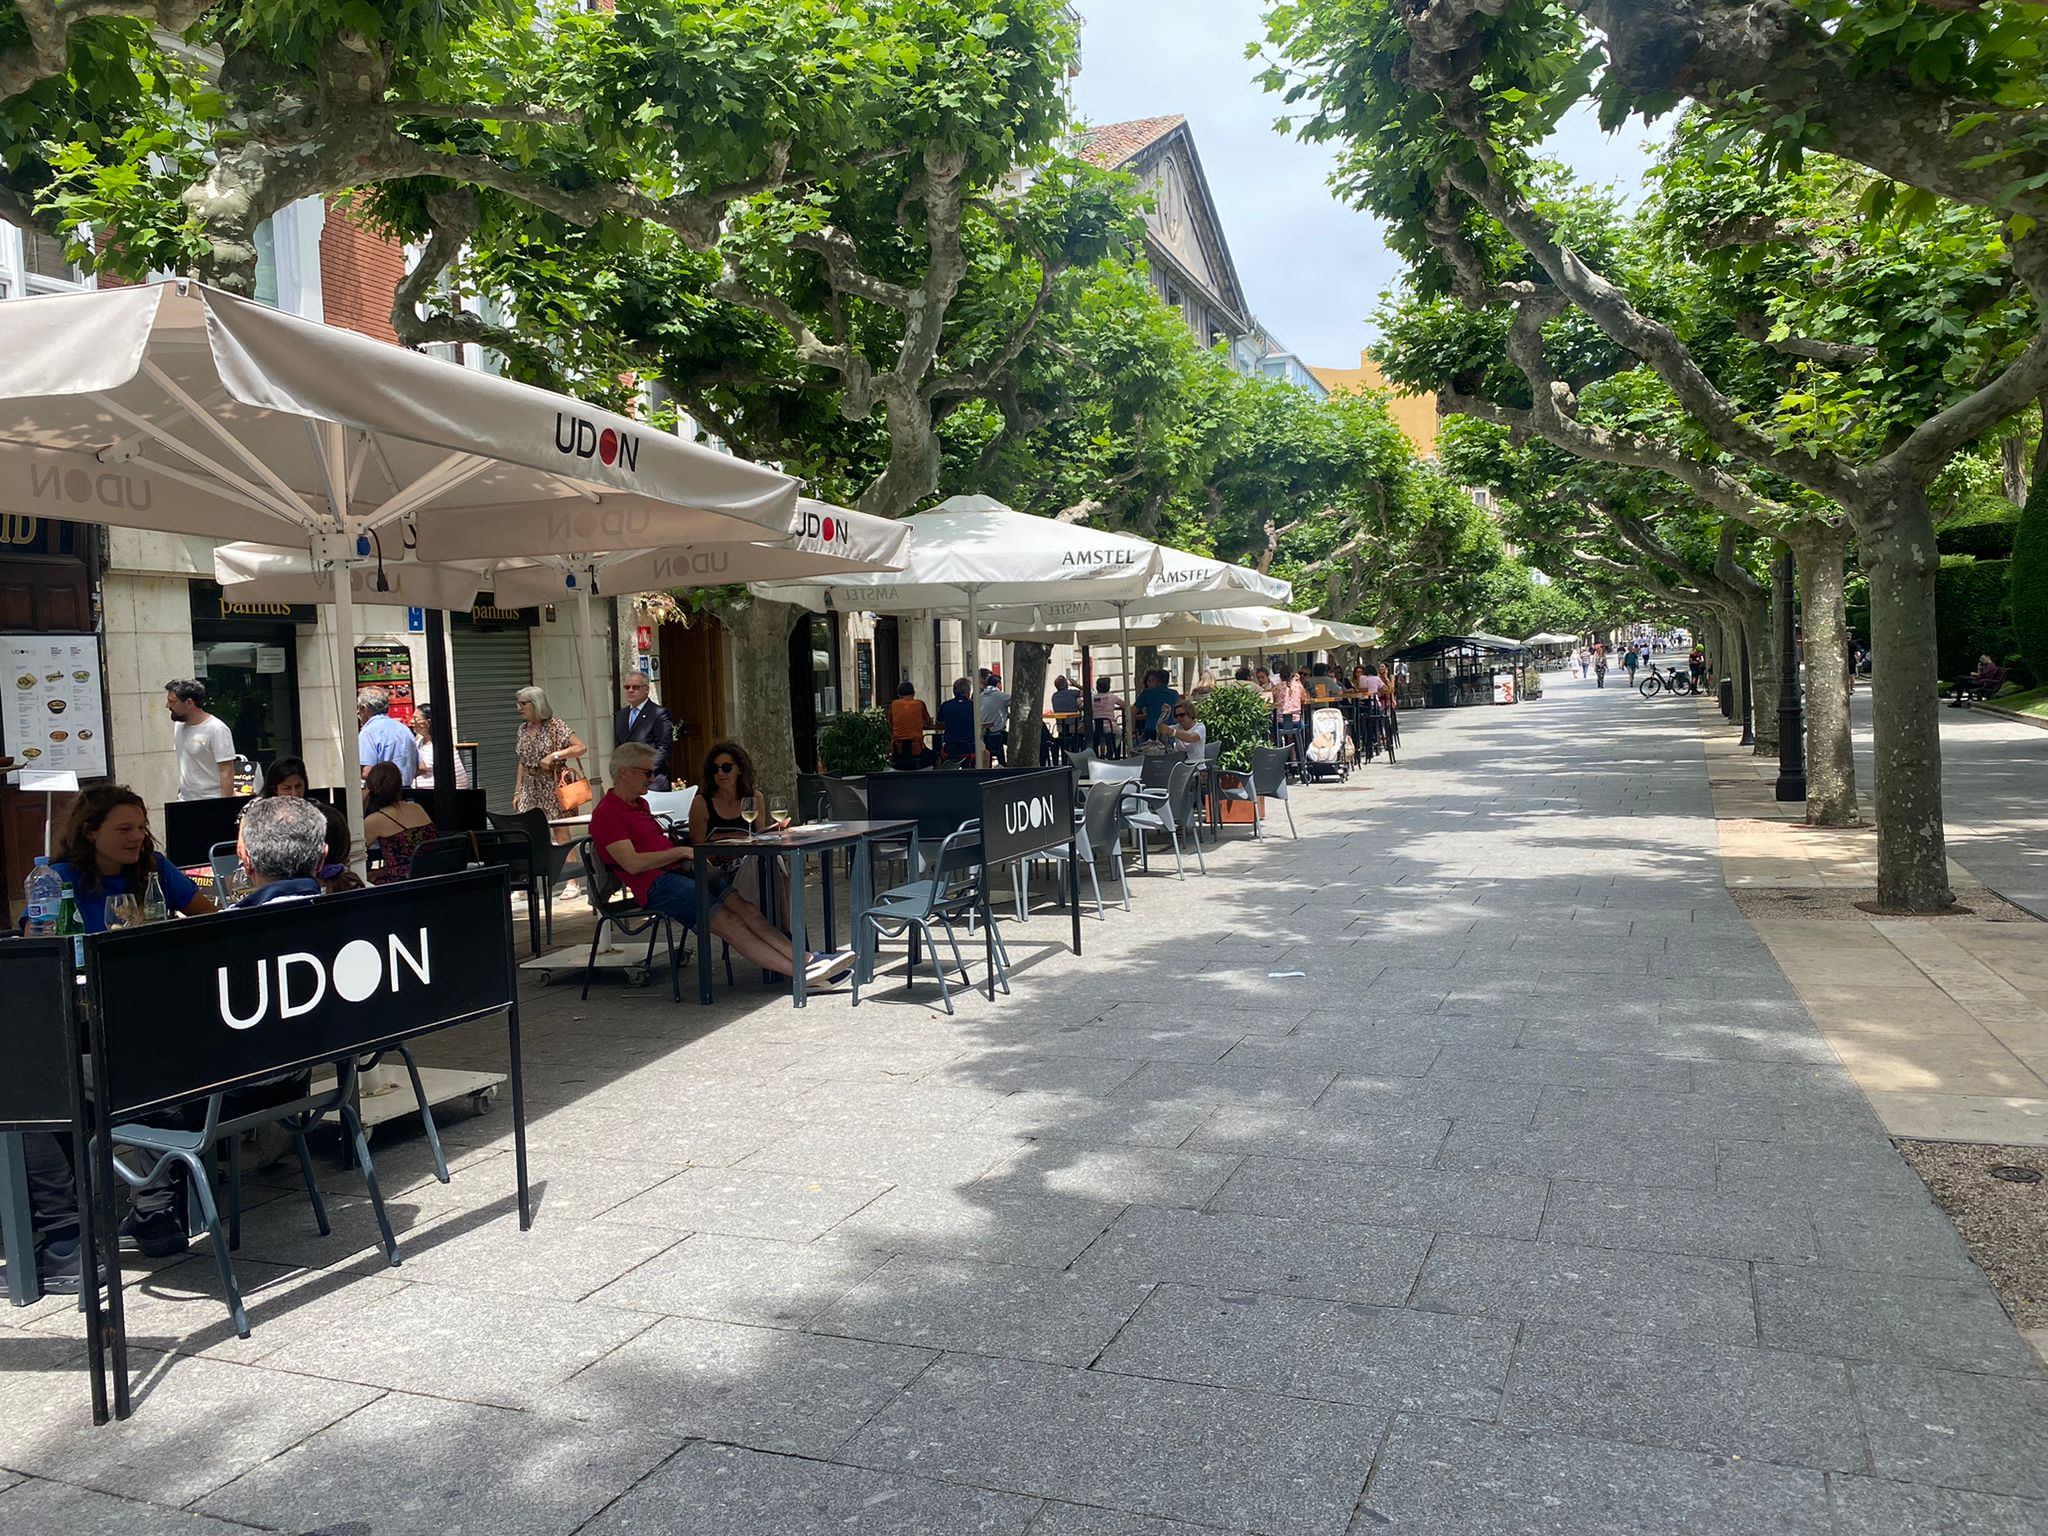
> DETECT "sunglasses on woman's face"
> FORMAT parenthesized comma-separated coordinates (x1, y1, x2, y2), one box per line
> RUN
(714, 761, 737, 774)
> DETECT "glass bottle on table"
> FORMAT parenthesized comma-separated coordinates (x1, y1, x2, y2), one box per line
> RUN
(55, 883, 82, 972)
(142, 868, 169, 923)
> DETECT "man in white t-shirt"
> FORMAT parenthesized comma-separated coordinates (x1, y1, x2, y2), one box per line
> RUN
(166, 678, 236, 800)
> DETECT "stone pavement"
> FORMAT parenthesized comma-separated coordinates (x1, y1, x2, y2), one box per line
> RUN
(1706, 686, 2048, 1149)
(4, 682, 2046, 1534)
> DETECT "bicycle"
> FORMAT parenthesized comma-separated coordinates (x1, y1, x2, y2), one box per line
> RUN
(1638, 666, 1698, 699)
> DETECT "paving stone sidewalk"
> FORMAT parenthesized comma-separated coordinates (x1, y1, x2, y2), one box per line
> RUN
(4, 679, 2044, 1534)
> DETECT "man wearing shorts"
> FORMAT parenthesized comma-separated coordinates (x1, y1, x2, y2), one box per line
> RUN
(592, 742, 851, 986)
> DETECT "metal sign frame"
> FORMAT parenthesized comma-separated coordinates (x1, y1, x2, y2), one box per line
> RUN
(977, 766, 1082, 992)
(82, 869, 530, 1420)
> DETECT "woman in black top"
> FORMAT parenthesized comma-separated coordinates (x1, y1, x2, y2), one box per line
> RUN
(688, 739, 791, 924)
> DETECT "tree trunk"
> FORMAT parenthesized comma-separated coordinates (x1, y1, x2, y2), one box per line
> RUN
(1792, 525, 1859, 826)
(724, 598, 803, 815)
(1742, 593, 1779, 754)
(1853, 480, 1956, 912)
(1715, 609, 1748, 731)
(1009, 641, 1052, 769)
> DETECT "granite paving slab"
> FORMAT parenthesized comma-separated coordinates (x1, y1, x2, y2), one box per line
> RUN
(1206, 1156, 1546, 1238)
(810, 1254, 1152, 1365)
(1538, 1182, 1820, 1264)
(195, 1389, 681, 1536)
(1312, 1071, 1543, 1124)
(1853, 1362, 2048, 1499)
(1071, 1206, 1431, 1305)
(601, 1166, 893, 1241)
(1410, 1233, 1759, 1343)
(1498, 1323, 1866, 1471)
(552, 1314, 934, 1453)
(1824, 1474, 2048, 1536)
(974, 1143, 1241, 1208)
(586, 1231, 892, 1326)
(0, 1480, 257, 1535)
(1183, 1102, 1449, 1167)
(1754, 1264, 2042, 1375)
(822, 1185, 1124, 1269)
(1348, 1415, 1832, 1535)
(738, 1124, 1026, 1187)
(1435, 1122, 1717, 1187)
(845, 1352, 1383, 1536)
(576, 1442, 1040, 1536)
(968, 1091, 1218, 1148)
(1093, 1282, 1512, 1416)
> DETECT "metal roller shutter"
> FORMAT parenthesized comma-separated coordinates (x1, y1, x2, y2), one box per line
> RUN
(450, 621, 534, 810)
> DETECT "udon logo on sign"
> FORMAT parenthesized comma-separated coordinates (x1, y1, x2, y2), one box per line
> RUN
(554, 412, 640, 473)
(795, 507, 846, 549)
(215, 928, 433, 1029)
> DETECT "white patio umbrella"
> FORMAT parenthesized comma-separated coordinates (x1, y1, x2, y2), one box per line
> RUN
(0, 279, 800, 867)
(751, 493, 1164, 764)
(981, 546, 1290, 724)
(219, 500, 909, 794)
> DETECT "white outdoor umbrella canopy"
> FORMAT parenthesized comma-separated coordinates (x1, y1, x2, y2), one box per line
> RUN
(752, 493, 1166, 764)
(988, 606, 1299, 647)
(0, 278, 801, 866)
(216, 500, 907, 799)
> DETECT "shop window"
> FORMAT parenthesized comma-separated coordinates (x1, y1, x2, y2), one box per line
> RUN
(0, 221, 91, 301)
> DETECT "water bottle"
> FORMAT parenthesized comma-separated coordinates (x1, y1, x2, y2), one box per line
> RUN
(142, 867, 169, 924)
(22, 856, 60, 936)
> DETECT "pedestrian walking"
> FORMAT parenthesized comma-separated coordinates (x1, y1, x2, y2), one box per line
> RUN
(1593, 644, 1607, 689)
(1623, 646, 1639, 686)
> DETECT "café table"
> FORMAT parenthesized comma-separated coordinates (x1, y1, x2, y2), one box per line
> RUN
(688, 819, 919, 1007)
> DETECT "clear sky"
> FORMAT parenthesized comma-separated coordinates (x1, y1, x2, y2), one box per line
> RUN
(1067, 0, 1660, 370)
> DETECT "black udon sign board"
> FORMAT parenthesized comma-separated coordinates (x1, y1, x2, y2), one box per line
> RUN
(0, 938, 78, 1128)
(978, 766, 1077, 866)
(88, 868, 516, 1118)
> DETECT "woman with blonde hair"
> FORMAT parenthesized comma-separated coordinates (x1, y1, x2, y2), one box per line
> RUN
(512, 684, 587, 820)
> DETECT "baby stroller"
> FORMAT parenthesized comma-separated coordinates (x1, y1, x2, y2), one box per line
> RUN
(1302, 707, 1351, 783)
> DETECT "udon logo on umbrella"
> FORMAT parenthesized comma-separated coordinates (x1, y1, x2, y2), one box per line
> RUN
(796, 507, 845, 547)
(553, 412, 640, 473)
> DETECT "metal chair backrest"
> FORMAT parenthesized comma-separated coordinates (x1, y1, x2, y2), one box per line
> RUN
(1202, 739, 1223, 766)
(1165, 759, 1201, 831)
(1249, 745, 1290, 797)
(819, 775, 870, 821)
(1067, 748, 1097, 780)
(1139, 754, 1174, 790)
(1080, 779, 1123, 857)
(577, 836, 640, 920)
(208, 839, 241, 891)
(408, 836, 473, 880)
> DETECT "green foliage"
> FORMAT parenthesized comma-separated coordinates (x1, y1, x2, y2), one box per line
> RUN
(818, 707, 891, 776)
(1934, 557, 2014, 680)
(1937, 494, 2020, 559)
(2013, 473, 2048, 689)
(1193, 683, 1273, 775)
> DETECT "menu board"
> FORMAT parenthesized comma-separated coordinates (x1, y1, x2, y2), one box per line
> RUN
(3, 634, 107, 779)
(354, 643, 415, 724)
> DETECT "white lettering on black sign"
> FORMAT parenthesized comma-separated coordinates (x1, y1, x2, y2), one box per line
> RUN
(217, 928, 433, 1030)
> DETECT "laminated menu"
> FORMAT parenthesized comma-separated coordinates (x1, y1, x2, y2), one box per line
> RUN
(3, 634, 108, 779)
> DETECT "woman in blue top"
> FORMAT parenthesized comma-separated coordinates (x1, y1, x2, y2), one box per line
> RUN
(53, 784, 215, 931)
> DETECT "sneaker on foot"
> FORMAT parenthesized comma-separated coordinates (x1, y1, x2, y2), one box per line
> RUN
(127, 1208, 189, 1258)
(803, 950, 857, 984)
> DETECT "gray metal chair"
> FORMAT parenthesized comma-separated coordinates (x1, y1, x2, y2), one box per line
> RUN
(1073, 779, 1133, 914)
(1219, 745, 1296, 840)
(1066, 748, 1097, 782)
(105, 1061, 393, 1338)
(853, 821, 1006, 1015)
(1124, 760, 1207, 879)
(488, 808, 573, 942)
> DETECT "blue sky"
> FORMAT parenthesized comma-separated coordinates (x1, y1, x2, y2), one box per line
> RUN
(1068, 0, 1661, 368)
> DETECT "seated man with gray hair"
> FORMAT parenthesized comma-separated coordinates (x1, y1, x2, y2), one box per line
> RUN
(235, 795, 333, 908)
(590, 741, 854, 987)
(357, 685, 420, 786)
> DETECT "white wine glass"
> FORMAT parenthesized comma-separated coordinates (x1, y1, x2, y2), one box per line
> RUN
(104, 894, 142, 931)
(740, 792, 758, 828)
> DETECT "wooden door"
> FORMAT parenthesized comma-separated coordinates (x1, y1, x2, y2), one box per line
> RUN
(657, 616, 726, 786)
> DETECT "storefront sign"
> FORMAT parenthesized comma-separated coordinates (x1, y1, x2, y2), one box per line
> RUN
(87, 870, 518, 1118)
(2, 633, 108, 779)
(979, 766, 1078, 866)
(468, 602, 540, 631)
(190, 581, 315, 627)
(0, 516, 89, 556)
(354, 643, 415, 723)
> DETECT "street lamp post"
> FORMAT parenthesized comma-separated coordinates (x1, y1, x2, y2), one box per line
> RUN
(1774, 544, 1807, 802)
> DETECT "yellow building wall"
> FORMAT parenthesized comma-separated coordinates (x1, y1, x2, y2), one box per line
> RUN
(1309, 353, 1438, 460)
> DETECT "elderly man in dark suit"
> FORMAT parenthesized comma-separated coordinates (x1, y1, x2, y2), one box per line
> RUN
(613, 670, 677, 790)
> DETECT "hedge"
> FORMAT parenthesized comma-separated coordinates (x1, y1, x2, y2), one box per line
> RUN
(1934, 556, 2014, 681)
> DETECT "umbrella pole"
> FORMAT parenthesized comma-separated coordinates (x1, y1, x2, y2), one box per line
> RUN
(1118, 604, 1132, 755)
(332, 563, 367, 879)
(966, 588, 984, 768)
(575, 581, 602, 794)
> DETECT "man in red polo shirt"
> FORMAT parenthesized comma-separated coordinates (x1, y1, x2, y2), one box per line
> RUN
(592, 743, 852, 986)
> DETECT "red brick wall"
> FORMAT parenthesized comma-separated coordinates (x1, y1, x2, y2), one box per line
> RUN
(320, 200, 406, 343)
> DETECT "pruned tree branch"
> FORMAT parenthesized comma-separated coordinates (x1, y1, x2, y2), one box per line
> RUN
(0, 0, 215, 101)
(1733, 311, 1879, 368)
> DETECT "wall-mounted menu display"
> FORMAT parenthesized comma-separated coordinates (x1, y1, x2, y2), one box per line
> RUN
(3, 634, 107, 779)
(354, 643, 415, 724)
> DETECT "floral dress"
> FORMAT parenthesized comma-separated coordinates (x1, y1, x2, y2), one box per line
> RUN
(514, 716, 573, 818)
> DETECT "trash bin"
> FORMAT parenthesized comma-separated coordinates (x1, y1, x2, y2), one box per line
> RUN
(1718, 678, 1734, 718)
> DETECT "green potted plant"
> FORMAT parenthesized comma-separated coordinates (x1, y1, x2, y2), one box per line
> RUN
(818, 707, 890, 776)
(1195, 683, 1274, 822)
